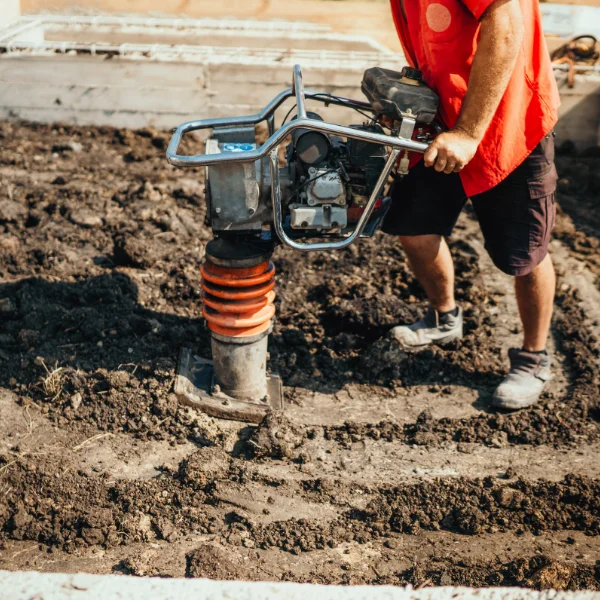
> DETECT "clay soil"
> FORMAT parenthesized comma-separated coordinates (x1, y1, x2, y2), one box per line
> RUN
(0, 121, 600, 590)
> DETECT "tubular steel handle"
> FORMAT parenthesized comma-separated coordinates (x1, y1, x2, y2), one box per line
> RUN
(166, 88, 294, 167)
(166, 65, 427, 168)
(292, 64, 308, 120)
(168, 115, 427, 167)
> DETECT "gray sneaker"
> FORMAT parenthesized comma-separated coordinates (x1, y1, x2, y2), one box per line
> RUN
(491, 348, 552, 410)
(391, 305, 463, 350)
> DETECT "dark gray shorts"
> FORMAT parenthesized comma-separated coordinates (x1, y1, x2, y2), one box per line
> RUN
(382, 133, 558, 276)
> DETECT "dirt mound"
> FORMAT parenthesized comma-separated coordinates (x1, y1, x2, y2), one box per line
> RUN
(179, 447, 233, 490)
(186, 543, 251, 580)
(0, 456, 216, 551)
(363, 475, 600, 536)
(248, 413, 305, 459)
(394, 556, 599, 591)
(236, 475, 600, 554)
(4, 443, 598, 556)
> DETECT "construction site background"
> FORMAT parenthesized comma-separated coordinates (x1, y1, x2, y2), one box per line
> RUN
(20, 0, 600, 52)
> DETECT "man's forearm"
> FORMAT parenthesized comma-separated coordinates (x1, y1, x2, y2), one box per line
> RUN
(455, 0, 525, 142)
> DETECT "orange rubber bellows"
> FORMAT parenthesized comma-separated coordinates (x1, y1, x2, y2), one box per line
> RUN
(201, 260, 276, 338)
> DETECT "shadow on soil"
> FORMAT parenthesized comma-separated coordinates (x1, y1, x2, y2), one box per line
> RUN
(0, 271, 502, 409)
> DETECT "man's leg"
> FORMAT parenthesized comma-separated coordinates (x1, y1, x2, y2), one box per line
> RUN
(472, 134, 558, 410)
(391, 233, 464, 348)
(399, 234, 456, 314)
(381, 160, 467, 349)
(515, 253, 556, 352)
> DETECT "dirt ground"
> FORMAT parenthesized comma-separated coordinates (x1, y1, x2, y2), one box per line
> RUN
(0, 120, 599, 590)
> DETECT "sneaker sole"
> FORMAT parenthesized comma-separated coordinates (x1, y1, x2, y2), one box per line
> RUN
(491, 375, 553, 411)
(490, 394, 540, 411)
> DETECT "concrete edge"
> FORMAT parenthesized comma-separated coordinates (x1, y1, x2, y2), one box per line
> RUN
(1, 571, 599, 600)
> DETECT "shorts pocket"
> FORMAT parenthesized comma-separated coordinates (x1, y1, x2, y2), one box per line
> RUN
(526, 193, 556, 252)
(526, 156, 557, 251)
(527, 163, 558, 200)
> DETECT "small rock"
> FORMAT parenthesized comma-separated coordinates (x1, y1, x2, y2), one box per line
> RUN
(70, 209, 103, 228)
(52, 141, 83, 153)
(0, 298, 16, 314)
(0, 199, 27, 223)
(136, 513, 153, 539)
(186, 543, 242, 579)
(527, 561, 572, 590)
(154, 517, 177, 543)
(106, 370, 131, 390)
(139, 181, 162, 202)
(70, 393, 82, 411)
(496, 487, 525, 509)
(412, 432, 437, 446)
(0, 235, 20, 252)
(248, 413, 304, 460)
(119, 550, 159, 577)
(490, 431, 509, 448)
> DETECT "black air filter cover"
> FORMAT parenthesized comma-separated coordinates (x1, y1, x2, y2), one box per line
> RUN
(361, 67, 439, 125)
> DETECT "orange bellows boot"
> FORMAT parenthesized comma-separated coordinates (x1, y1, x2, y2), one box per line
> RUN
(201, 260, 276, 339)
(200, 258, 276, 402)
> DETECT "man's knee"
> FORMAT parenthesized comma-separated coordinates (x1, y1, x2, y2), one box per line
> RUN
(514, 253, 555, 281)
(399, 234, 443, 260)
(495, 251, 554, 279)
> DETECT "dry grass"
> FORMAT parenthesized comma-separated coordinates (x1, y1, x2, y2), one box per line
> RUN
(38, 359, 65, 402)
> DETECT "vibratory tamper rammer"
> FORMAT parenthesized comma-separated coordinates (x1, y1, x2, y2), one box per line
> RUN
(167, 65, 439, 422)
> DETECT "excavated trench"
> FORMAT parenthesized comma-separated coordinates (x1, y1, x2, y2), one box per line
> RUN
(0, 122, 599, 590)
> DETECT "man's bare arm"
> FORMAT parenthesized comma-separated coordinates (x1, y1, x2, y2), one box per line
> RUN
(424, 0, 525, 174)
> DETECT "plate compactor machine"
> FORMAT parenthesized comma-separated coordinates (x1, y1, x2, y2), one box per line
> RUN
(167, 65, 439, 423)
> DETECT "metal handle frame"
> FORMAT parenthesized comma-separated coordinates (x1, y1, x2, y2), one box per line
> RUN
(166, 65, 429, 251)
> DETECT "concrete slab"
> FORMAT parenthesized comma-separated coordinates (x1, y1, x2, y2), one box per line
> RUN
(0, 15, 404, 129)
(2, 571, 600, 600)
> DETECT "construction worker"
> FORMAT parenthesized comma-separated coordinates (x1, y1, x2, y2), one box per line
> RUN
(384, 0, 560, 410)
